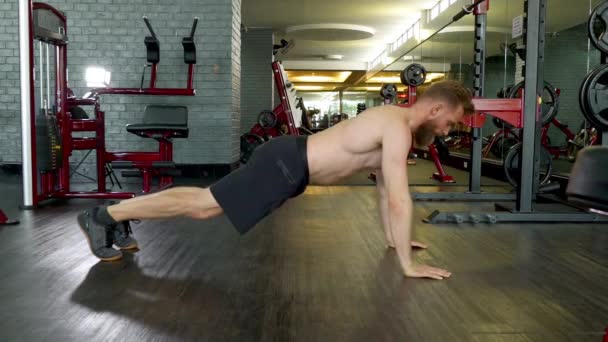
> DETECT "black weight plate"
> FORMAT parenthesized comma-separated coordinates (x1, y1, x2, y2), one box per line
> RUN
(579, 68, 600, 126)
(584, 64, 608, 130)
(490, 136, 519, 159)
(580, 65, 606, 129)
(589, 1, 608, 54)
(257, 110, 277, 129)
(503, 143, 552, 188)
(400, 63, 427, 87)
(579, 65, 605, 126)
(507, 80, 560, 125)
(380, 84, 398, 100)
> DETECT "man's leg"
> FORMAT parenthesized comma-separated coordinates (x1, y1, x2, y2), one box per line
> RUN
(108, 187, 223, 221)
(77, 187, 223, 261)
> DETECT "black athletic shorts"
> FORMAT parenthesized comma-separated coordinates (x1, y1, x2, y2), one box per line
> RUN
(210, 135, 309, 234)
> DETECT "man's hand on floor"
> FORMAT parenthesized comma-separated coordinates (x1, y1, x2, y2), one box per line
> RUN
(402, 262, 452, 280)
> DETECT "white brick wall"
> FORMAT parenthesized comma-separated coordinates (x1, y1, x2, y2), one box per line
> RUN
(0, 0, 242, 175)
(0, 0, 19, 163)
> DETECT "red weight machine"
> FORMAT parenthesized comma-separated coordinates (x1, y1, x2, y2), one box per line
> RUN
(240, 61, 304, 162)
(21, 2, 198, 207)
(247, 61, 301, 138)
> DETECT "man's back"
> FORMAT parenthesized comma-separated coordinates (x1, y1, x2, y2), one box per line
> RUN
(307, 105, 410, 185)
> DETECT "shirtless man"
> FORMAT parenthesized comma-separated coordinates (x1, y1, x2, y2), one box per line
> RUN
(77, 80, 474, 280)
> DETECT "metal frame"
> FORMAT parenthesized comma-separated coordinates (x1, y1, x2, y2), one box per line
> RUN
(272, 61, 300, 135)
(245, 61, 301, 139)
(413, 1, 504, 201)
(425, 0, 608, 223)
(412, 96, 524, 201)
(20, 1, 198, 207)
(468, 0, 488, 193)
(19, 0, 34, 207)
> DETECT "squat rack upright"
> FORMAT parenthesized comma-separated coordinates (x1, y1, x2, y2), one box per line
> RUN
(412, 0, 514, 202)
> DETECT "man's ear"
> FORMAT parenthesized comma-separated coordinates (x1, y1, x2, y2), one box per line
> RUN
(428, 102, 442, 120)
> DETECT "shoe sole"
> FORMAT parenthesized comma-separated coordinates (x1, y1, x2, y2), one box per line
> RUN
(116, 243, 138, 250)
(77, 214, 122, 261)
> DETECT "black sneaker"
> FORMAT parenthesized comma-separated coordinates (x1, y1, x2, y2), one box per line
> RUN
(112, 220, 139, 250)
(77, 209, 122, 261)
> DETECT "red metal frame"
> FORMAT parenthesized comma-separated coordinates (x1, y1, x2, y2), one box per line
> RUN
(407, 85, 418, 103)
(541, 117, 575, 159)
(474, 0, 489, 15)
(428, 144, 455, 183)
(461, 98, 524, 128)
(0, 209, 18, 225)
(33, 2, 65, 21)
(90, 88, 195, 96)
(245, 61, 301, 139)
(28, 2, 196, 206)
(271, 61, 299, 136)
(484, 116, 588, 160)
(397, 97, 523, 182)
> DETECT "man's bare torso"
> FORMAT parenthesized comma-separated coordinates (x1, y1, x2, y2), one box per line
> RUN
(307, 105, 411, 185)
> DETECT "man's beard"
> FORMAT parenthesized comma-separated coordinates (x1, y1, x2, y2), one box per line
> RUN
(413, 121, 437, 147)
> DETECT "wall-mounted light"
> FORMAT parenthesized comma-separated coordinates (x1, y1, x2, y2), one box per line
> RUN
(85, 67, 111, 88)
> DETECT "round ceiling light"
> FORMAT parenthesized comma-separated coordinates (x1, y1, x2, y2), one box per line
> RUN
(286, 23, 375, 41)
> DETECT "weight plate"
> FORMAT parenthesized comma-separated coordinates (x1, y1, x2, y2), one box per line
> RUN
(380, 84, 398, 100)
(579, 65, 605, 128)
(507, 80, 560, 125)
(490, 136, 519, 159)
(503, 143, 553, 188)
(257, 110, 277, 129)
(400, 63, 427, 87)
(582, 64, 608, 131)
(589, 1, 608, 55)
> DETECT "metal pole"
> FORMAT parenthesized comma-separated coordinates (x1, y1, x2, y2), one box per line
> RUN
(468, 1, 488, 193)
(38, 41, 43, 109)
(20, 0, 34, 207)
(46, 43, 50, 109)
(517, 0, 545, 212)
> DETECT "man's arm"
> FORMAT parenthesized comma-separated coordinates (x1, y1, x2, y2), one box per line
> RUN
(375, 172, 395, 248)
(376, 172, 428, 250)
(380, 122, 451, 280)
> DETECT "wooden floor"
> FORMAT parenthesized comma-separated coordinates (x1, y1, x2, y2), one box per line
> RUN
(0, 165, 607, 341)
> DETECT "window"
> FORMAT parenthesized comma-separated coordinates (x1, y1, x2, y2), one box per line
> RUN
(85, 67, 111, 88)
(430, 5, 440, 20)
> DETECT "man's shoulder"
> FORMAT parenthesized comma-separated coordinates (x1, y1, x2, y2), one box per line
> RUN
(381, 106, 410, 131)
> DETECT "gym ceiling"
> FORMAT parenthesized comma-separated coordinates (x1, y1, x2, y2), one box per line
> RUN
(242, 0, 593, 92)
